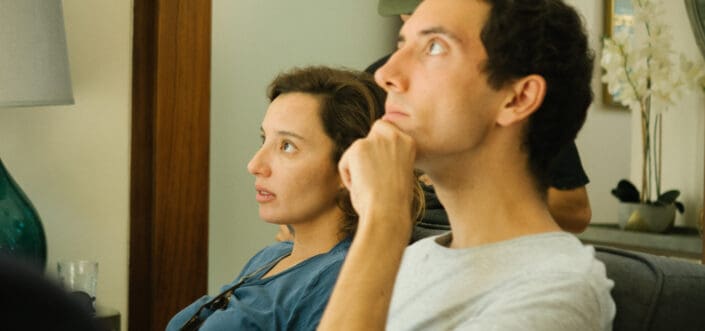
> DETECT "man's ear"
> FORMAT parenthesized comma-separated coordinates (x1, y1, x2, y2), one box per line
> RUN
(496, 74, 546, 127)
(338, 177, 346, 190)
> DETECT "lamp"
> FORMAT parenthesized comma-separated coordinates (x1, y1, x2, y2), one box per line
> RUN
(0, 0, 74, 270)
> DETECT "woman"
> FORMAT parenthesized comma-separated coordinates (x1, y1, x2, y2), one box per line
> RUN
(167, 66, 423, 331)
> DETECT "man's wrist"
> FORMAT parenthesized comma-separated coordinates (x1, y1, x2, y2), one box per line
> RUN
(357, 207, 413, 244)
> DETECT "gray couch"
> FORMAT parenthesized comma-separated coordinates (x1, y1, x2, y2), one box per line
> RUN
(595, 246, 705, 331)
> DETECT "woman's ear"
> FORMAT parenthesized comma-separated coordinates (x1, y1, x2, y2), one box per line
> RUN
(496, 74, 546, 127)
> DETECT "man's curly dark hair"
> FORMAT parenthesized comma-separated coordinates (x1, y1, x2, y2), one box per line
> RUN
(480, 0, 594, 191)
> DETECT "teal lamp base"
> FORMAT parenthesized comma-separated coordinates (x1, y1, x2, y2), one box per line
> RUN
(0, 158, 47, 271)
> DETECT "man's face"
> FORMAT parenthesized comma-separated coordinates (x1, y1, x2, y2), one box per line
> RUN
(376, 0, 508, 170)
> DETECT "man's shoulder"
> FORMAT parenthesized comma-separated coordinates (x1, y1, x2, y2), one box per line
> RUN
(401, 232, 600, 273)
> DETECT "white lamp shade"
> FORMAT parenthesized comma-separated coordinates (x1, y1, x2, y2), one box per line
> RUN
(0, 0, 74, 107)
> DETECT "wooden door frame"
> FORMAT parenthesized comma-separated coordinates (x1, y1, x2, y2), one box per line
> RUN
(129, 0, 211, 329)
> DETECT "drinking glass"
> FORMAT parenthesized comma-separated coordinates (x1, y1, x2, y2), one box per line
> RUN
(57, 260, 98, 314)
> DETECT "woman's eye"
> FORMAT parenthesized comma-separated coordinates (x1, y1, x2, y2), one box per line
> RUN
(281, 141, 296, 153)
(428, 41, 445, 55)
(259, 135, 265, 145)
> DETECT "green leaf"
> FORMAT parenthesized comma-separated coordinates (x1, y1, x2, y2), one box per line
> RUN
(653, 190, 685, 213)
(675, 201, 685, 213)
(611, 179, 640, 202)
(657, 190, 680, 204)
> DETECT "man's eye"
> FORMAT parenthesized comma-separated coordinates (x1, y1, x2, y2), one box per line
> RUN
(428, 41, 445, 55)
(281, 141, 296, 153)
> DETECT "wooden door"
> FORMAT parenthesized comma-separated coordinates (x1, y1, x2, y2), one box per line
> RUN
(129, 1, 211, 329)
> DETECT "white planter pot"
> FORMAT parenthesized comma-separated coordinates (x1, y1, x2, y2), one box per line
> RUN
(618, 202, 676, 233)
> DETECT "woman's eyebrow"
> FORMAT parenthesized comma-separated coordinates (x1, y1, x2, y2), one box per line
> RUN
(260, 127, 305, 141)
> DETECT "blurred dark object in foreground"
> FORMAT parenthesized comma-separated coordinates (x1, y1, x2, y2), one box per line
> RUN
(0, 253, 103, 331)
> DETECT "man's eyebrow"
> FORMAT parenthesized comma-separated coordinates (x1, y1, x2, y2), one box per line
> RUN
(420, 26, 463, 43)
(397, 26, 463, 45)
(276, 130, 305, 141)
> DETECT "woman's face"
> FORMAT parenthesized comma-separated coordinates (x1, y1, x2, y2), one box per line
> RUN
(247, 92, 343, 226)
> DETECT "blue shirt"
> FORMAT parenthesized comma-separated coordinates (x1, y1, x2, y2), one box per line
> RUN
(166, 238, 351, 331)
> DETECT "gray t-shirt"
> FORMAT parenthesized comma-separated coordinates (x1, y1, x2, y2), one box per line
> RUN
(387, 232, 616, 330)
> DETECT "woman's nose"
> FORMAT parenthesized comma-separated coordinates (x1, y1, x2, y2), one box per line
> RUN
(247, 147, 271, 177)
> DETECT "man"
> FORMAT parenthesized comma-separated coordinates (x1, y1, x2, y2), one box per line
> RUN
(367, 0, 592, 234)
(319, 0, 615, 330)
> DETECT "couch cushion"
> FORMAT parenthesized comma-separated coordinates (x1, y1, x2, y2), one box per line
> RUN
(595, 246, 705, 331)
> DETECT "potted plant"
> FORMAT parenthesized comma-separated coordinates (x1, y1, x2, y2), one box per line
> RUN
(601, 0, 704, 232)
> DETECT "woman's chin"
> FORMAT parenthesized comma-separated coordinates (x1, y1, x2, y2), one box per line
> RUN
(260, 214, 284, 225)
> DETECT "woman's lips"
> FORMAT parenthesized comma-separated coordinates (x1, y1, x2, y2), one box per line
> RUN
(255, 186, 275, 203)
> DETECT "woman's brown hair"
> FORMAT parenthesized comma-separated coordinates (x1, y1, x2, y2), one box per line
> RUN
(267, 66, 424, 238)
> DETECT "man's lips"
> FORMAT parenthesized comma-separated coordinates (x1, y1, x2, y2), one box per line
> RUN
(383, 103, 409, 121)
(255, 185, 275, 203)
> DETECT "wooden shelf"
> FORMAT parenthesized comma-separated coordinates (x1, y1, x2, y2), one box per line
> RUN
(577, 224, 702, 261)
(95, 306, 120, 331)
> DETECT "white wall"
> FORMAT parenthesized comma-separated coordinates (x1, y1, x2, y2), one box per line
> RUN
(640, 2, 705, 227)
(568, 0, 705, 227)
(0, 0, 131, 329)
(567, 0, 633, 225)
(209, 0, 400, 292)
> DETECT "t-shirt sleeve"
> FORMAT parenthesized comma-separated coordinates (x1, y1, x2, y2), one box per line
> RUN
(548, 141, 590, 190)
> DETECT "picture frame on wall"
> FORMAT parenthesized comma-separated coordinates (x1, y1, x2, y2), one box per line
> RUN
(603, 0, 634, 108)
(685, 0, 705, 60)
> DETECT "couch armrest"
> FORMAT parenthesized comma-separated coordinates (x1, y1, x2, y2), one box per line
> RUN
(595, 246, 705, 331)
